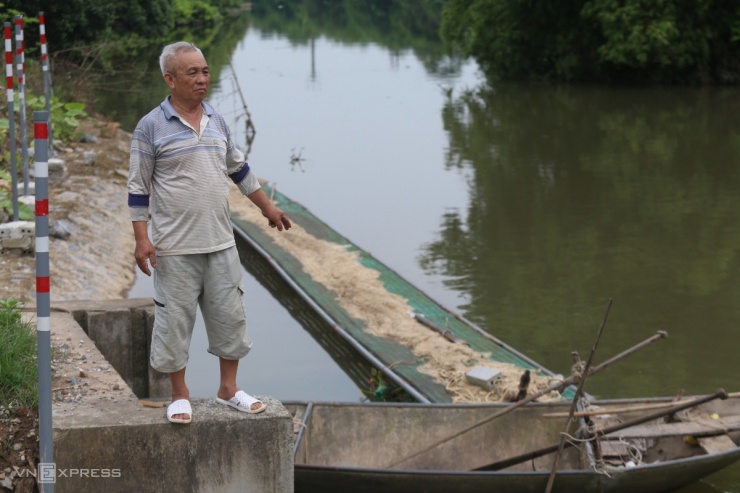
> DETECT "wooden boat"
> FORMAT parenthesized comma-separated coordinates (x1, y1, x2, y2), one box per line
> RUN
(232, 184, 575, 403)
(286, 392, 740, 493)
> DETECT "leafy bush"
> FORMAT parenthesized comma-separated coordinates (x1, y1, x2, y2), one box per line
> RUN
(27, 96, 88, 143)
(0, 169, 34, 221)
(0, 298, 38, 409)
(174, 0, 221, 25)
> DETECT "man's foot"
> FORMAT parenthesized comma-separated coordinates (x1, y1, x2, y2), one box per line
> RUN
(216, 390, 265, 414)
(167, 399, 192, 424)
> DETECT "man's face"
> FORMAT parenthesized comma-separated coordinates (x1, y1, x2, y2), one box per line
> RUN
(165, 50, 210, 104)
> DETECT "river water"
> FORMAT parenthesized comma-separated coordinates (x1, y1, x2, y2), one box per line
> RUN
(108, 5, 740, 492)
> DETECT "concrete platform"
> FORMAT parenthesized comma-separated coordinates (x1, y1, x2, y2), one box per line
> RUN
(53, 397, 293, 493)
(42, 302, 293, 493)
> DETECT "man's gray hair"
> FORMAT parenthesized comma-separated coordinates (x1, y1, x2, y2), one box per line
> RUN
(159, 41, 203, 75)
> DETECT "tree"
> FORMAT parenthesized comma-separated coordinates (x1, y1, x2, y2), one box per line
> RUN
(2, 0, 173, 49)
(441, 0, 740, 84)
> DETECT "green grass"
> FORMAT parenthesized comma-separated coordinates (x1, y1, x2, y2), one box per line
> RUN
(0, 298, 38, 409)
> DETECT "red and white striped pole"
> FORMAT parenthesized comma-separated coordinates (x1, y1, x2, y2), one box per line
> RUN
(14, 15, 29, 196)
(39, 11, 54, 153)
(33, 110, 55, 491)
(4, 22, 19, 221)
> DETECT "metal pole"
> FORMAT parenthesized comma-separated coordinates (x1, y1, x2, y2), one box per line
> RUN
(15, 16, 29, 196)
(4, 22, 18, 221)
(39, 12, 54, 156)
(34, 111, 55, 492)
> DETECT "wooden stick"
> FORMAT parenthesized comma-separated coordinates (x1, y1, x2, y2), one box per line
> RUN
(412, 313, 461, 343)
(385, 330, 668, 469)
(542, 390, 740, 419)
(545, 298, 612, 493)
(473, 389, 729, 472)
(140, 400, 168, 408)
(543, 400, 689, 418)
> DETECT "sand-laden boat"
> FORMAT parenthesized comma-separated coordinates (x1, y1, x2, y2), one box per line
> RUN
(230, 183, 576, 403)
(286, 391, 740, 493)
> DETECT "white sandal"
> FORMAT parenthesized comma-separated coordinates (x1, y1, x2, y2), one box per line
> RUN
(216, 390, 266, 414)
(167, 399, 192, 424)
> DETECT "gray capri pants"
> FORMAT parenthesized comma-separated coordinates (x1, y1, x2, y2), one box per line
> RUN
(150, 246, 252, 373)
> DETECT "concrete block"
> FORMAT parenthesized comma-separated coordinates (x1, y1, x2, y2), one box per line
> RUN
(48, 307, 293, 493)
(54, 398, 294, 493)
(0, 220, 35, 239)
(48, 157, 68, 183)
(466, 366, 503, 391)
(130, 308, 149, 398)
(87, 309, 134, 387)
(15, 180, 35, 196)
(0, 235, 34, 252)
(0, 221, 35, 252)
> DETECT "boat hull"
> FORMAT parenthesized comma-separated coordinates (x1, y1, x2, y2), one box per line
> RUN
(289, 398, 740, 493)
(296, 451, 740, 493)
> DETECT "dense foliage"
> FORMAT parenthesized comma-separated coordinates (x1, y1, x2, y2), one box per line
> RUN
(0, 0, 245, 51)
(441, 0, 740, 83)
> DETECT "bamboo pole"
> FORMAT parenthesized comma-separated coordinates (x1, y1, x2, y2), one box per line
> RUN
(541, 391, 740, 419)
(545, 299, 613, 493)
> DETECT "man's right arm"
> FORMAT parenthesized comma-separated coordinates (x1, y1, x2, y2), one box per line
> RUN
(132, 221, 156, 276)
(128, 122, 156, 275)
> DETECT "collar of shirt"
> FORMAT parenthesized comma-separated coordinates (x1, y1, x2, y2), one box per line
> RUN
(160, 96, 212, 138)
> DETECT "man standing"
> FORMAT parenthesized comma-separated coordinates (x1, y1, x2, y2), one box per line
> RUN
(127, 41, 291, 424)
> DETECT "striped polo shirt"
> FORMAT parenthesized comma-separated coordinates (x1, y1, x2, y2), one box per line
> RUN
(127, 96, 260, 256)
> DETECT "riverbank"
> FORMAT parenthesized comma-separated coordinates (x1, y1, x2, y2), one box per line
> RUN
(1, 119, 136, 304)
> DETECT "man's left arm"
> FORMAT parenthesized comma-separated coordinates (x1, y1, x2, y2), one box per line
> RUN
(224, 135, 291, 231)
(247, 187, 292, 231)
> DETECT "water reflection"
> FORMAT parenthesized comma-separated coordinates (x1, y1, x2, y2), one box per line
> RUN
(426, 82, 740, 393)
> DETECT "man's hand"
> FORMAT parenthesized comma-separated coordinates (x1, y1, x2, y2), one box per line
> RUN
(262, 205, 292, 231)
(134, 238, 157, 276)
(247, 188, 292, 231)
